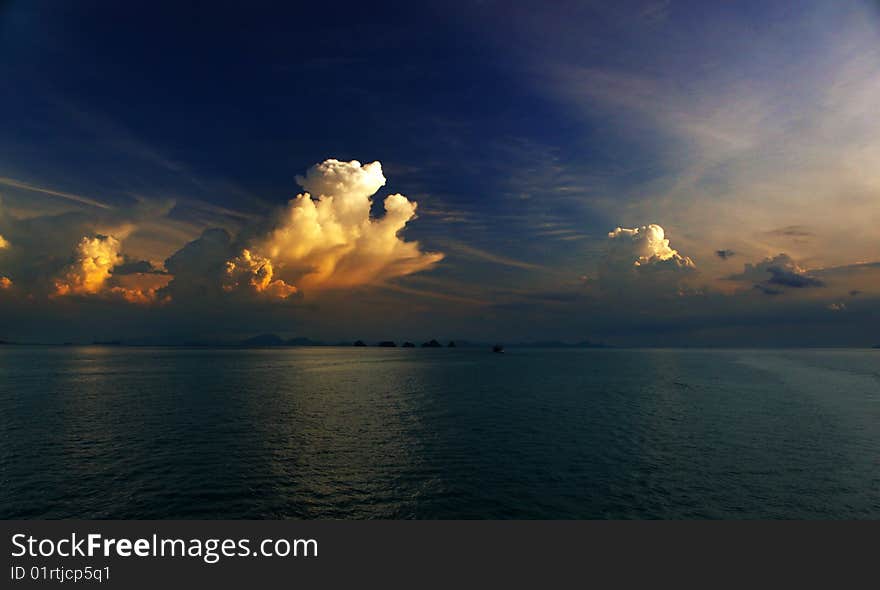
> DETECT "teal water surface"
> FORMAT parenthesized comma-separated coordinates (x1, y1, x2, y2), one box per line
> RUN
(1, 347, 878, 518)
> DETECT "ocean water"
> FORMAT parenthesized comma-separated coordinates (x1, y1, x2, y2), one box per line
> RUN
(0, 346, 878, 519)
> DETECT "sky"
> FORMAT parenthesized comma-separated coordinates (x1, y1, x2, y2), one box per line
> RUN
(1, 0, 880, 345)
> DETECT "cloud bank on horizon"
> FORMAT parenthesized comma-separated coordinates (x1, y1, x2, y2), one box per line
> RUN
(0, 159, 443, 307)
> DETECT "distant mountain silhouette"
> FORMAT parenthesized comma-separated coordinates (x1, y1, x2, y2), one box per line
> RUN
(353, 340, 367, 347)
(421, 339, 442, 348)
(402, 342, 416, 348)
(377, 341, 397, 347)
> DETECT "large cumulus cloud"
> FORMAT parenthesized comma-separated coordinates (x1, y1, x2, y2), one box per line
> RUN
(217, 159, 442, 297)
(591, 223, 697, 304)
(606, 224, 696, 270)
(160, 228, 236, 300)
(52, 234, 167, 303)
(53, 234, 122, 296)
(224, 249, 297, 299)
(157, 159, 442, 303)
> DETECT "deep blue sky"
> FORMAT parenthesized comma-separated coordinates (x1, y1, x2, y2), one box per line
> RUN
(2, 0, 880, 344)
(3, 2, 570, 210)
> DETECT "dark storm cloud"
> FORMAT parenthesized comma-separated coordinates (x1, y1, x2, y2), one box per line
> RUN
(715, 249, 735, 260)
(112, 258, 166, 275)
(160, 228, 236, 301)
(730, 253, 823, 293)
(766, 267, 823, 288)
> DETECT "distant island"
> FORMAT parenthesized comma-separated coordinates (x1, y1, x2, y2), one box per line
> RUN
(0, 333, 612, 348)
(3, 335, 880, 348)
(203, 335, 612, 349)
(0, 332, 619, 348)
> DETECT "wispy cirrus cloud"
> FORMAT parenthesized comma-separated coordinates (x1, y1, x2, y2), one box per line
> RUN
(0, 177, 113, 210)
(433, 239, 543, 271)
(508, 0, 880, 275)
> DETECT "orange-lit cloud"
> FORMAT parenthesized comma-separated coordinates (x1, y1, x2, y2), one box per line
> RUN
(0, 233, 10, 289)
(107, 286, 167, 304)
(224, 249, 297, 299)
(52, 234, 168, 304)
(54, 235, 123, 296)
(606, 224, 695, 269)
(227, 159, 443, 297)
(106, 271, 172, 304)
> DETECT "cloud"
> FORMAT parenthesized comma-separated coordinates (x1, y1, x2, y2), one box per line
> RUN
(295, 159, 386, 222)
(435, 239, 542, 270)
(765, 225, 813, 239)
(0, 188, 195, 298)
(731, 253, 824, 293)
(53, 235, 123, 296)
(518, 1, 880, 276)
(110, 282, 168, 304)
(111, 258, 165, 275)
(0, 231, 9, 290)
(1, 159, 442, 309)
(827, 302, 846, 311)
(161, 228, 235, 300)
(606, 224, 695, 270)
(224, 249, 297, 299)
(232, 159, 443, 295)
(768, 269, 823, 289)
(51, 234, 167, 303)
(715, 249, 735, 260)
(0, 177, 113, 210)
(596, 223, 696, 300)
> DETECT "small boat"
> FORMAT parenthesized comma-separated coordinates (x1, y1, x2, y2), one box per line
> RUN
(492, 344, 504, 353)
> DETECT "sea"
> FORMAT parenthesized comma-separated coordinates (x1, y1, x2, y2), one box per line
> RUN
(1, 346, 878, 519)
